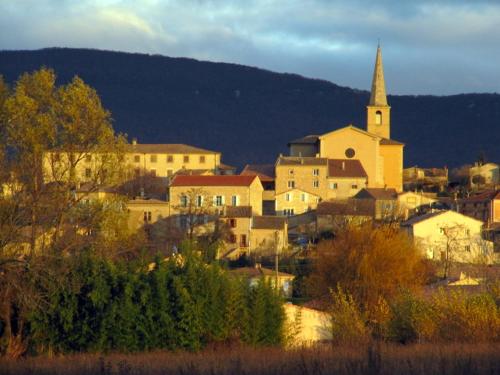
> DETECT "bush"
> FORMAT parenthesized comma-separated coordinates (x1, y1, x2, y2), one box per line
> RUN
(28, 250, 285, 354)
(329, 286, 370, 345)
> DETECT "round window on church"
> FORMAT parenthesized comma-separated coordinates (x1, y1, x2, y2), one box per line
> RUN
(345, 148, 355, 158)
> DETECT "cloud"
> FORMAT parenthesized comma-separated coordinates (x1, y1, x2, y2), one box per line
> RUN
(1, 0, 499, 94)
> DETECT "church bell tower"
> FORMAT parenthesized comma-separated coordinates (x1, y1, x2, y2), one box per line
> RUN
(367, 45, 391, 139)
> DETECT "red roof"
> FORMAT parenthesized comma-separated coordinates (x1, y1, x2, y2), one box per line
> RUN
(328, 159, 367, 178)
(170, 175, 258, 187)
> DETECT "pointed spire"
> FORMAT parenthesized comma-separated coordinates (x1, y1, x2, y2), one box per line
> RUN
(369, 44, 388, 106)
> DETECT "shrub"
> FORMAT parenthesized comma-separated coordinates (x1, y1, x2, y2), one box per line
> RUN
(329, 286, 370, 345)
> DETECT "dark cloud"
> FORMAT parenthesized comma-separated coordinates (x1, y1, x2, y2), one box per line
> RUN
(1, 0, 499, 94)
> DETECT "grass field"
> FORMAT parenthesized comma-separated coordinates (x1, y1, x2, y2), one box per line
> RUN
(1, 343, 499, 375)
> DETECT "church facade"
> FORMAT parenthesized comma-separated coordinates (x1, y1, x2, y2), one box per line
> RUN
(288, 46, 404, 193)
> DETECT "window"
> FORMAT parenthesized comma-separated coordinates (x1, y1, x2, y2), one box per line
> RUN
(196, 195, 203, 207)
(167, 169, 173, 176)
(465, 229, 470, 236)
(313, 180, 319, 188)
(439, 228, 445, 234)
(229, 234, 237, 243)
(215, 195, 223, 206)
(167, 155, 173, 163)
(301, 193, 307, 202)
(85, 168, 91, 178)
(85, 154, 92, 162)
(345, 148, 355, 158)
(330, 182, 338, 189)
(240, 234, 248, 247)
(229, 218, 237, 228)
(199, 155, 206, 163)
(375, 110, 382, 125)
(351, 184, 358, 189)
(180, 195, 188, 207)
(143, 211, 152, 222)
(150, 169, 156, 177)
(134, 168, 140, 178)
(288, 180, 295, 189)
(134, 155, 140, 163)
(313, 169, 319, 176)
(289, 169, 294, 175)
(150, 155, 157, 163)
(285, 193, 292, 202)
(465, 245, 471, 252)
(231, 195, 239, 206)
(283, 208, 294, 216)
(53, 153, 61, 162)
(183, 155, 190, 163)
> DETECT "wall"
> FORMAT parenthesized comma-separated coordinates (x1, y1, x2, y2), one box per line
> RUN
(284, 304, 332, 346)
(275, 189, 320, 216)
(319, 128, 383, 188)
(379, 144, 403, 192)
(325, 177, 367, 200)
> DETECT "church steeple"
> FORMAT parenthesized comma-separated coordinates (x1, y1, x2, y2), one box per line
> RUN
(369, 44, 388, 106)
(367, 44, 391, 139)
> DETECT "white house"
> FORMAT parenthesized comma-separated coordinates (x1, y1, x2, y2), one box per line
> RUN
(402, 210, 494, 264)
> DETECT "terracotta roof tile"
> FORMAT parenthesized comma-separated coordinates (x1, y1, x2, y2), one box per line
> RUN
(328, 159, 368, 178)
(354, 188, 398, 200)
(380, 138, 404, 146)
(170, 175, 258, 187)
(224, 206, 253, 218)
(252, 216, 287, 230)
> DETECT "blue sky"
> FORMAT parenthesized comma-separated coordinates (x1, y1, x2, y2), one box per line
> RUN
(1, 0, 499, 95)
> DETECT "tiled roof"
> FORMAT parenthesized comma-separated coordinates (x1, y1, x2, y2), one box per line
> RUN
(128, 143, 219, 154)
(277, 156, 328, 166)
(328, 159, 368, 178)
(252, 216, 287, 230)
(173, 169, 212, 176)
(218, 162, 237, 171)
(288, 135, 320, 145)
(128, 198, 169, 205)
(170, 175, 258, 187)
(354, 188, 398, 200)
(462, 190, 500, 203)
(401, 211, 447, 226)
(224, 206, 252, 218)
(316, 200, 374, 216)
(241, 164, 275, 181)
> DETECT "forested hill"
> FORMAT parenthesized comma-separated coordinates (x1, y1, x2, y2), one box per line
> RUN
(0, 47, 499, 169)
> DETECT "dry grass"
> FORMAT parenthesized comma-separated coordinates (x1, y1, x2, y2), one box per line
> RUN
(1, 343, 499, 375)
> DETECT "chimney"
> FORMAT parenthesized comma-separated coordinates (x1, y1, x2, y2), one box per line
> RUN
(341, 161, 345, 170)
(132, 138, 137, 146)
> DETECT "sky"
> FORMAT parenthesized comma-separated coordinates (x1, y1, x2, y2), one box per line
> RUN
(1, 0, 499, 95)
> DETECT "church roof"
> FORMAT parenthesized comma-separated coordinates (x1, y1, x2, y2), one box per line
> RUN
(369, 45, 388, 106)
(327, 159, 368, 178)
(380, 138, 404, 146)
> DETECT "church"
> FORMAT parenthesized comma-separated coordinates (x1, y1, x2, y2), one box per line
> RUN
(287, 46, 404, 192)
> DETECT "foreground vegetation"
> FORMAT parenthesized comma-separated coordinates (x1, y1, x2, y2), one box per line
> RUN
(0, 344, 499, 375)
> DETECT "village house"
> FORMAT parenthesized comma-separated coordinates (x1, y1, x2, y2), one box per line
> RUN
(127, 197, 171, 232)
(221, 206, 288, 259)
(168, 174, 264, 218)
(288, 46, 404, 193)
(229, 264, 295, 298)
(240, 164, 276, 215)
(397, 191, 438, 219)
(316, 200, 373, 232)
(469, 162, 499, 189)
(459, 190, 500, 225)
(403, 166, 448, 192)
(402, 210, 494, 263)
(352, 188, 399, 220)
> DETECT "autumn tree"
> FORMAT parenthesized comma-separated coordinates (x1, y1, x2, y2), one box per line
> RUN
(308, 223, 431, 312)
